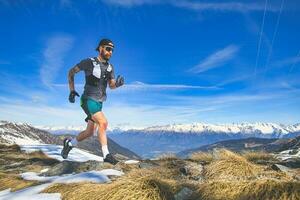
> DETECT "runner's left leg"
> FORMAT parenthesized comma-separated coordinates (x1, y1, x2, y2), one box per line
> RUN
(76, 120, 95, 142)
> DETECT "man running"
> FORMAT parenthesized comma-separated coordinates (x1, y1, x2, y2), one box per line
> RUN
(61, 38, 124, 165)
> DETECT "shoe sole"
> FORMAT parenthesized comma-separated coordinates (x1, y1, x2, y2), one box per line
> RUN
(61, 139, 72, 159)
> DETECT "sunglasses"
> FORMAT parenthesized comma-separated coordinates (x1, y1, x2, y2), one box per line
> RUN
(104, 46, 114, 52)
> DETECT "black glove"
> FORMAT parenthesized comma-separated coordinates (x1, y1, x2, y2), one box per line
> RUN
(69, 90, 80, 103)
(115, 75, 124, 88)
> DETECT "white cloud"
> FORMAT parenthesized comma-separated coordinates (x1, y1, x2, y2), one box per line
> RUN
(40, 34, 74, 87)
(116, 81, 220, 91)
(51, 81, 220, 92)
(104, 103, 218, 127)
(172, 1, 278, 12)
(1, 86, 299, 127)
(103, 0, 279, 12)
(188, 45, 239, 73)
(102, 0, 160, 7)
(0, 102, 85, 126)
(273, 52, 300, 69)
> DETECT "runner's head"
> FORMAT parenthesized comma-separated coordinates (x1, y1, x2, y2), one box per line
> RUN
(96, 38, 114, 61)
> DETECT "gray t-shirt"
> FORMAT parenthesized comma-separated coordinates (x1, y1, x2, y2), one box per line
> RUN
(76, 57, 115, 102)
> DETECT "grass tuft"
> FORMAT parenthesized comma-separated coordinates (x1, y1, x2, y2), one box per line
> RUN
(192, 179, 300, 200)
(189, 151, 214, 163)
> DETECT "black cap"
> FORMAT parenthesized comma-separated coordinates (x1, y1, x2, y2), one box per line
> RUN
(95, 38, 114, 51)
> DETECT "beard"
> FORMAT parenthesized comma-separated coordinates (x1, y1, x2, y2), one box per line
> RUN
(101, 51, 110, 61)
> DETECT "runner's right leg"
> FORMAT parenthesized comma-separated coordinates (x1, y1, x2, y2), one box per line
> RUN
(92, 111, 119, 165)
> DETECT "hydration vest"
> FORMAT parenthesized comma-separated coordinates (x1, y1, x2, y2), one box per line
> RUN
(85, 57, 113, 87)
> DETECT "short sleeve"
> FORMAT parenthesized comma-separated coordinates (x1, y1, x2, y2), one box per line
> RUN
(76, 59, 91, 71)
(108, 64, 115, 80)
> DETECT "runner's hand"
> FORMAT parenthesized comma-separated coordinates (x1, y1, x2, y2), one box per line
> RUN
(115, 75, 124, 87)
(69, 90, 80, 103)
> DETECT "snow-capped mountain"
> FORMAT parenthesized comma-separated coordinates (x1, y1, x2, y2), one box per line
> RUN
(0, 120, 61, 145)
(0, 120, 140, 159)
(36, 122, 300, 136)
(34, 125, 86, 135)
(139, 122, 300, 136)
(35, 123, 146, 135)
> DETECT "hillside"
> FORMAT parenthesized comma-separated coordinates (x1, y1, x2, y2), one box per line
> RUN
(0, 144, 299, 200)
(0, 120, 140, 160)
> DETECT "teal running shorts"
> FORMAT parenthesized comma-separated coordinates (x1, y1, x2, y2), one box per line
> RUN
(80, 96, 103, 122)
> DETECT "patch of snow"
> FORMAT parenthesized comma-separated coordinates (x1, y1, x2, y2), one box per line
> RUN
(0, 183, 60, 200)
(124, 160, 140, 164)
(0, 189, 11, 196)
(21, 170, 124, 184)
(99, 169, 125, 176)
(276, 148, 300, 161)
(40, 168, 49, 173)
(21, 172, 58, 182)
(20, 144, 103, 162)
(1, 169, 124, 200)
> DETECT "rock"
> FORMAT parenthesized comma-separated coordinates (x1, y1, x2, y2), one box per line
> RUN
(270, 164, 298, 179)
(174, 187, 194, 200)
(179, 167, 188, 176)
(271, 164, 291, 172)
(42, 160, 106, 176)
(278, 158, 300, 168)
(138, 160, 159, 169)
(179, 161, 204, 181)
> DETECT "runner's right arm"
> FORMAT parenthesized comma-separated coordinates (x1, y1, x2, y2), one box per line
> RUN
(68, 66, 81, 92)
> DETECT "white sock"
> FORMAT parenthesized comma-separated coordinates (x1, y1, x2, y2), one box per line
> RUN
(69, 138, 78, 146)
(102, 145, 109, 158)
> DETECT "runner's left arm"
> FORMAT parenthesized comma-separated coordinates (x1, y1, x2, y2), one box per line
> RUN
(108, 64, 117, 89)
(108, 78, 117, 89)
(108, 64, 124, 89)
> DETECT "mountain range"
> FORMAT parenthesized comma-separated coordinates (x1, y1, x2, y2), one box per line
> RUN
(177, 136, 300, 158)
(37, 122, 300, 158)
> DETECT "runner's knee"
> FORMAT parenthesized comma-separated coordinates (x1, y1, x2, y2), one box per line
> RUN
(98, 120, 108, 130)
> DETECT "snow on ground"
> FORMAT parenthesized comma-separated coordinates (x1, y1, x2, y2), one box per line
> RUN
(0, 170, 124, 200)
(0, 183, 60, 200)
(0, 144, 139, 199)
(21, 169, 124, 184)
(20, 144, 103, 162)
(20, 144, 140, 164)
(275, 149, 300, 161)
(124, 160, 140, 164)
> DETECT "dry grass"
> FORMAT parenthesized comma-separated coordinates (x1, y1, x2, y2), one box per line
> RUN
(44, 169, 177, 200)
(1, 144, 298, 200)
(192, 179, 300, 200)
(0, 172, 39, 192)
(204, 149, 263, 180)
(203, 149, 292, 182)
(189, 151, 214, 163)
(0, 144, 21, 152)
(242, 151, 278, 163)
(0, 144, 59, 191)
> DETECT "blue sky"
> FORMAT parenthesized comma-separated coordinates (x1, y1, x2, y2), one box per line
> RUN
(0, 0, 299, 127)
